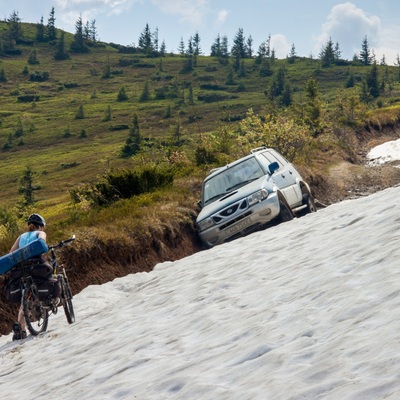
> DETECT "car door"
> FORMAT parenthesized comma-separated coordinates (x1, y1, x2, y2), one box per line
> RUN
(259, 150, 300, 205)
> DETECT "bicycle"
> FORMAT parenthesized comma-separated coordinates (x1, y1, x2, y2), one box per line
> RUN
(17, 235, 76, 337)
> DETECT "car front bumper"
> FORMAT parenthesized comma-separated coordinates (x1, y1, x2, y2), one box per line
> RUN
(198, 192, 281, 247)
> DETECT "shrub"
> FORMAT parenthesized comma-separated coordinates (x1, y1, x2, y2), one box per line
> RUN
(197, 93, 237, 103)
(64, 82, 79, 88)
(70, 166, 175, 206)
(109, 124, 129, 131)
(238, 109, 313, 162)
(199, 83, 227, 91)
(29, 71, 49, 82)
(17, 95, 40, 102)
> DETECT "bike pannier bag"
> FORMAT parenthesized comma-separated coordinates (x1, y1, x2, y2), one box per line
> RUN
(5, 279, 22, 303)
(31, 262, 53, 279)
(36, 277, 61, 301)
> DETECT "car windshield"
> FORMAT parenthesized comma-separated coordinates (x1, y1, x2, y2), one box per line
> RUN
(203, 157, 264, 205)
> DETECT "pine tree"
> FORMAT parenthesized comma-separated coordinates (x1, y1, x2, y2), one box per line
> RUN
(396, 54, 400, 82)
(186, 38, 194, 56)
(319, 37, 335, 67)
(7, 10, 22, 42)
(75, 104, 85, 119)
(193, 32, 201, 55)
(246, 36, 253, 58)
(366, 61, 380, 97)
(0, 64, 7, 82)
(221, 35, 229, 57)
(139, 81, 150, 102)
(138, 23, 154, 56)
(210, 34, 221, 57)
(18, 166, 41, 206)
(36, 16, 45, 42)
(15, 117, 23, 137)
(159, 40, 166, 56)
(287, 43, 296, 64)
(47, 7, 57, 41)
(54, 31, 70, 60)
(90, 19, 98, 42)
(188, 83, 194, 105)
(231, 28, 247, 59)
(27, 49, 39, 65)
(178, 37, 185, 55)
(334, 42, 342, 61)
(117, 86, 128, 101)
(304, 78, 322, 136)
(281, 84, 292, 106)
(359, 36, 372, 66)
(70, 16, 89, 53)
(121, 114, 141, 157)
(102, 105, 112, 122)
(84, 21, 91, 40)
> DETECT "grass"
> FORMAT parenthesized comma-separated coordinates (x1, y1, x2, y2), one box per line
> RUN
(1, 21, 400, 251)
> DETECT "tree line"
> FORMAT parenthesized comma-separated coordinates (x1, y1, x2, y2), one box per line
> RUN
(2, 8, 399, 69)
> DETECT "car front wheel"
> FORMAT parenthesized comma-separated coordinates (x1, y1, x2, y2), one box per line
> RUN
(277, 200, 294, 223)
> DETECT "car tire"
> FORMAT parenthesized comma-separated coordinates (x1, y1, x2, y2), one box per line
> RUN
(302, 193, 317, 215)
(277, 200, 294, 223)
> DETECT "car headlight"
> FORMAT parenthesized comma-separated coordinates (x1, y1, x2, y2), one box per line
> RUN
(197, 217, 214, 232)
(247, 189, 269, 206)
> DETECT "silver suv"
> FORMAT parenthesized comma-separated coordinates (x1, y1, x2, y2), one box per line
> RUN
(196, 147, 316, 247)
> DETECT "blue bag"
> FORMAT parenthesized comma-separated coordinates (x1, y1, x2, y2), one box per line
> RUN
(0, 239, 48, 275)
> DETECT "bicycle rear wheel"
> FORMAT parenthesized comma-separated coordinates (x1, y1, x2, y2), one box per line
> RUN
(60, 275, 75, 324)
(23, 284, 49, 336)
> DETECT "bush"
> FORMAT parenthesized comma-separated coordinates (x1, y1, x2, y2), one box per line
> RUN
(17, 95, 40, 102)
(199, 83, 227, 91)
(109, 125, 129, 131)
(64, 82, 79, 89)
(70, 166, 175, 206)
(29, 71, 49, 82)
(197, 93, 237, 103)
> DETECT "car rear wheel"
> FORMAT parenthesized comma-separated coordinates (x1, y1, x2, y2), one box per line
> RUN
(299, 193, 317, 216)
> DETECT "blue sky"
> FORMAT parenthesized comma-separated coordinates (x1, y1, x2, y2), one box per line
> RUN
(2, 0, 400, 64)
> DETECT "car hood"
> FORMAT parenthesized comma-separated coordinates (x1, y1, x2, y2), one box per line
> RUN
(197, 175, 273, 222)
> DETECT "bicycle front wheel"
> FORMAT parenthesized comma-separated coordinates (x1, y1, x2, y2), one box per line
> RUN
(60, 275, 75, 324)
(23, 284, 49, 336)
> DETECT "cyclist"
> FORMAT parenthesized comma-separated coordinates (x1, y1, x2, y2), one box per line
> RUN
(10, 213, 52, 340)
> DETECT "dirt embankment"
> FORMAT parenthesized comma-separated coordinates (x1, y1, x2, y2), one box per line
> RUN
(0, 219, 203, 336)
(1, 128, 400, 337)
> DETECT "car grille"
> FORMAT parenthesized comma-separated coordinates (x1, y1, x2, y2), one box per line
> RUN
(211, 199, 250, 228)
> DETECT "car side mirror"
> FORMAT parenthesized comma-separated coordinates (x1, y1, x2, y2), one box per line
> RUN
(197, 200, 203, 210)
(268, 161, 279, 175)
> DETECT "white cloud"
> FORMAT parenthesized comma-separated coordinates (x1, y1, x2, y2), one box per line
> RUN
(216, 8, 229, 25)
(375, 23, 400, 65)
(270, 34, 291, 59)
(55, 0, 136, 17)
(315, 2, 380, 60)
(151, 0, 210, 26)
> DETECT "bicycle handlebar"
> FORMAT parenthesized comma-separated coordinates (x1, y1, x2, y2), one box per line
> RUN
(49, 235, 76, 250)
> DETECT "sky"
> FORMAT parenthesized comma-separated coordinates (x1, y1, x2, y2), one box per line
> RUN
(0, 140, 400, 399)
(2, 1, 400, 65)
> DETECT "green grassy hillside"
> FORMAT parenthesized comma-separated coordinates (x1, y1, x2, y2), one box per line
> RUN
(1, 21, 400, 248)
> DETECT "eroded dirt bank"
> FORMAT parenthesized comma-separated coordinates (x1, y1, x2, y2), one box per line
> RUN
(1, 129, 400, 337)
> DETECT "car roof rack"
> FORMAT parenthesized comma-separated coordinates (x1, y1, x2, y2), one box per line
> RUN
(250, 146, 267, 154)
(208, 166, 223, 175)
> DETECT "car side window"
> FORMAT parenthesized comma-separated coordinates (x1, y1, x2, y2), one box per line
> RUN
(260, 152, 283, 170)
(270, 151, 289, 166)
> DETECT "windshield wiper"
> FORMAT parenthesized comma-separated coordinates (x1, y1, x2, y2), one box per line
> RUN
(226, 177, 259, 192)
(204, 193, 225, 205)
